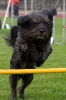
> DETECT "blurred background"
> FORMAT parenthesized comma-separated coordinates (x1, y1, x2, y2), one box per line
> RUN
(0, 0, 65, 12)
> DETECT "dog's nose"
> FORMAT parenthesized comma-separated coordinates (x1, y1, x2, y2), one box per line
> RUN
(39, 29, 45, 34)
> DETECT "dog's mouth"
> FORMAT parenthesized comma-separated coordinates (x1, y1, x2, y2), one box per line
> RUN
(36, 35, 45, 40)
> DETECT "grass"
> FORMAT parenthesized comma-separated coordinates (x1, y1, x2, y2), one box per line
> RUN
(0, 17, 66, 100)
(54, 18, 66, 43)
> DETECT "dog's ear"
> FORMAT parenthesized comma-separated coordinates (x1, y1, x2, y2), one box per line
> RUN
(42, 6, 57, 21)
(17, 16, 34, 28)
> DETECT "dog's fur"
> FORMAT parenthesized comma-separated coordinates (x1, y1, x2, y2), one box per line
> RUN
(5, 7, 57, 100)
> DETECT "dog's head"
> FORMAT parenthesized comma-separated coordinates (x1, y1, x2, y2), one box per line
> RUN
(17, 7, 57, 43)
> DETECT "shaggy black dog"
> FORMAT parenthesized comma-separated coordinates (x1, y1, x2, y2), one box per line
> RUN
(5, 7, 57, 100)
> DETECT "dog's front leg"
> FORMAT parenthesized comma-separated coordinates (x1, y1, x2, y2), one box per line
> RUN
(40, 46, 52, 63)
(18, 43, 28, 54)
(36, 43, 52, 67)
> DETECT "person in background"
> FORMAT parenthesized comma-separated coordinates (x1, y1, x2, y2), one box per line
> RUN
(7, 0, 19, 17)
(13, 0, 19, 16)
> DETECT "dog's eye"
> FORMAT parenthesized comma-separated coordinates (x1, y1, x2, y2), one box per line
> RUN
(33, 22, 39, 26)
(43, 22, 48, 26)
(21, 20, 31, 28)
(21, 20, 35, 29)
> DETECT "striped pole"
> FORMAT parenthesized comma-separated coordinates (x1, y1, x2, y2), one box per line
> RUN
(0, 68, 66, 74)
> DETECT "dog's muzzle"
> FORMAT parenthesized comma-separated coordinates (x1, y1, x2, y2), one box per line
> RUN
(36, 35, 45, 40)
(36, 29, 45, 40)
(39, 29, 45, 34)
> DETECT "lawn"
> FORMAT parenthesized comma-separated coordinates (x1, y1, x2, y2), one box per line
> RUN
(0, 17, 66, 100)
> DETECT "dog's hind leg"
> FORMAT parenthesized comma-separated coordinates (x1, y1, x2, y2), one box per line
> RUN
(9, 74, 18, 100)
(18, 74, 33, 99)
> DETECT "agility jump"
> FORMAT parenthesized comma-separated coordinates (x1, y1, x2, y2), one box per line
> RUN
(0, 68, 66, 74)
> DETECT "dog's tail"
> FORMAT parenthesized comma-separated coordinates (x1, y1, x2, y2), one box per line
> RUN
(5, 26, 18, 47)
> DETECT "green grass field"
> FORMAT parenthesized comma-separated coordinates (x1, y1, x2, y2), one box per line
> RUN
(0, 17, 66, 100)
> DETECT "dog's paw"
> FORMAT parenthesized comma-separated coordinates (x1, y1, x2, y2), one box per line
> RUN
(21, 44, 28, 52)
(10, 97, 17, 100)
(46, 46, 52, 55)
(19, 44, 28, 53)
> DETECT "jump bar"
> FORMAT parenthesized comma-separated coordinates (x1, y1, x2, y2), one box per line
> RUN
(0, 68, 66, 74)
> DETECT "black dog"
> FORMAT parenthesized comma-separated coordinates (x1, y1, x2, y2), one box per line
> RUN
(5, 7, 57, 100)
